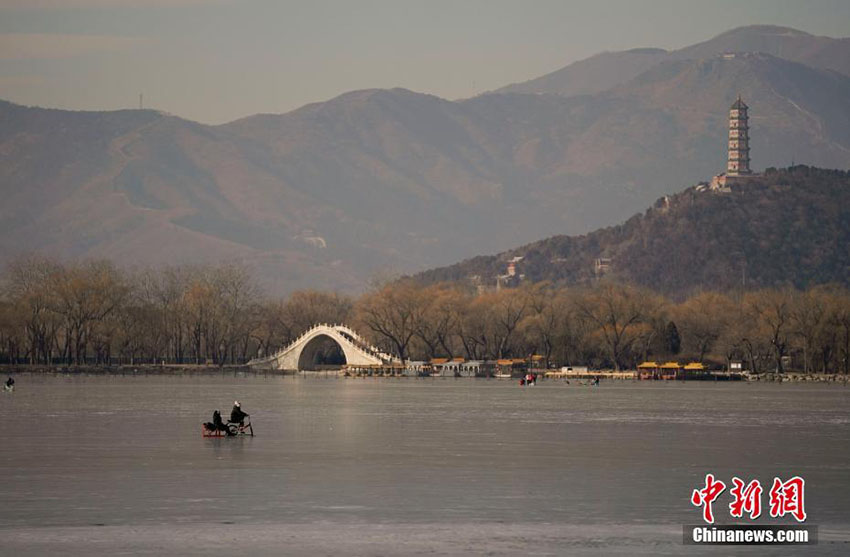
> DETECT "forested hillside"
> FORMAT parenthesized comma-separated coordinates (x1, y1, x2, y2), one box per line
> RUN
(414, 167, 850, 298)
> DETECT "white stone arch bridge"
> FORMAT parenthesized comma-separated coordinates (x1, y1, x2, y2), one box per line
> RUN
(247, 324, 400, 371)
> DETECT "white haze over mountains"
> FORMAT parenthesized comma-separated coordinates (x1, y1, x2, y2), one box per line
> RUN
(1, 25, 849, 295)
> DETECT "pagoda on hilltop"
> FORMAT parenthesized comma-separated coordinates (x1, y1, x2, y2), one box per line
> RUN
(726, 96, 751, 176)
(710, 95, 758, 190)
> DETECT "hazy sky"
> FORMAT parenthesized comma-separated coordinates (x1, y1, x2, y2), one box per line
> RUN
(1, 0, 848, 124)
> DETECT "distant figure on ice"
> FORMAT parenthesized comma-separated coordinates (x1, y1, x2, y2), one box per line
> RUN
(4, 376, 14, 392)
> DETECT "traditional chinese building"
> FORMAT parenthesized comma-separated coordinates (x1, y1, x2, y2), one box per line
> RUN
(710, 95, 757, 190)
(727, 95, 751, 176)
(496, 256, 525, 289)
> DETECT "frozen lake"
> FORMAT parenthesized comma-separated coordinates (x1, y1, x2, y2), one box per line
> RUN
(1, 373, 849, 555)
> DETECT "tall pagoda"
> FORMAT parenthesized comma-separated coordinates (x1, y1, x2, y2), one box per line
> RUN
(726, 95, 751, 176)
(709, 95, 756, 190)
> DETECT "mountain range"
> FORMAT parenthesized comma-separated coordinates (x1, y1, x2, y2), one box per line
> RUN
(1, 25, 849, 295)
(496, 25, 850, 96)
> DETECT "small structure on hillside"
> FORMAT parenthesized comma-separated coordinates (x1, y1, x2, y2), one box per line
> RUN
(496, 256, 525, 289)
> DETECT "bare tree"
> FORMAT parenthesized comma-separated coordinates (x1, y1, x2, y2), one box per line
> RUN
(3, 256, 63, 364)
(49, 260, 128, 365)
(455, 293, 488, 360)
(573, 282, 660, 370)
(673, 291, 735, 362)
(356, 281, 424, 365)
(487, 288, 529, 359)
(412, 284, 464, 360)
(519, 283, 571, 369)
(283, 290, 353, 339)
(832, 289, 850, 375)
(746, 288, 794, 373)
(789, 288, 829, 373)
(212, 265, 262, 365)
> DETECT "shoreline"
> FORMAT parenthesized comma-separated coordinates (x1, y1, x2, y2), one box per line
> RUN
(1, 364, 848, 384)
(0, 364, 271, 376)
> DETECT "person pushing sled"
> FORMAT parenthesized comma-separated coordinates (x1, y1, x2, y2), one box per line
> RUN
(202, 401, 253, 437)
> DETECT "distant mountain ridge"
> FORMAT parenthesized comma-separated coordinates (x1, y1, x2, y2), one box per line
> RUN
(495, 48, 669, 98)
(1, 25, 850, 294)
(413, 166, 850, 297)
(673, 25, 850, 75)
(495, 25, 850, 97)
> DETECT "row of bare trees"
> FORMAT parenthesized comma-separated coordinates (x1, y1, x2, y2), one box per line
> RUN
(2, 256, 850, 372)
(0, 257, 260, 365)
(353, 281, 850, 373)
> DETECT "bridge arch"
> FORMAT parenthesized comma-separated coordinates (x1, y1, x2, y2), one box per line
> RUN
(247, 324, 400, 371)
(297, 333, 346, 370)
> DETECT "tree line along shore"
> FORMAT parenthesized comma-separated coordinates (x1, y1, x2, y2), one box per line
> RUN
(1, 255, 849, 375)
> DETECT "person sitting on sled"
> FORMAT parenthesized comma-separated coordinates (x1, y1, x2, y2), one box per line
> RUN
(212, 409, 234, 435)
(230, 401, 249, 427)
